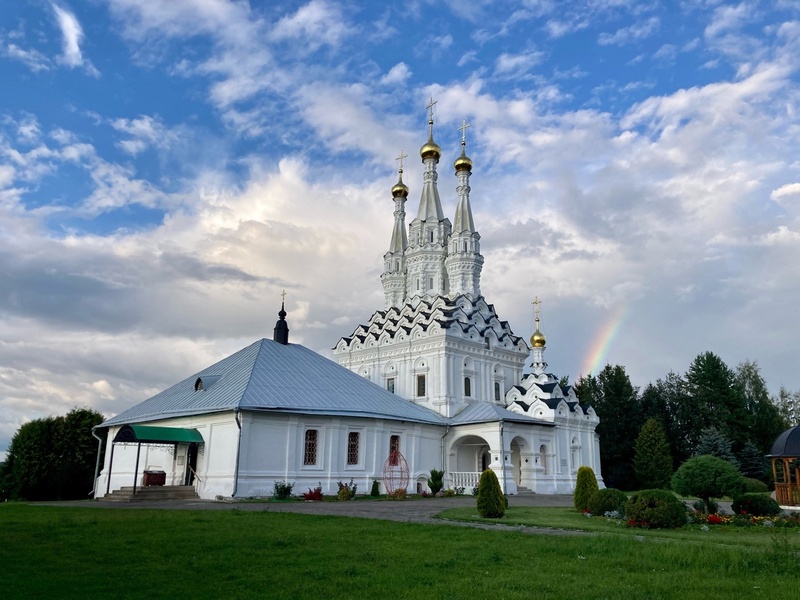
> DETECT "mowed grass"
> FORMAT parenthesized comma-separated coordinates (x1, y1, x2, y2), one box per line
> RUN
(438, 505, 800, 548)
(0, 504, 798, 599)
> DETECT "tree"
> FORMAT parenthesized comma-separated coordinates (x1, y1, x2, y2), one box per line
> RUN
(1, 408, 104, 501)
(639, 372, 695, 466)
(736, 360, 788, 452)
(736, 440, 769, 482)
(671, 455, 745, 514)
(775, 386, 799, 428)
(685, 352, 749, 452)
(428, 469, 444, 495)
(695, 428, 739, 468)
(476, 469, 505, 518)
(573, 466, 599, 512)
(634, 418, 673, 489)
(576, 365, 641, 489)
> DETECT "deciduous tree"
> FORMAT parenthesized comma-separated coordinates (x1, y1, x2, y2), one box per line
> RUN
(634, 418, 673, 489)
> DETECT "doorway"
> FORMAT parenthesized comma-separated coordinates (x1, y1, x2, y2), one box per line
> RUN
(185, 443, 198, 486)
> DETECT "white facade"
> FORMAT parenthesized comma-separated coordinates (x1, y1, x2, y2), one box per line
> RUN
(94, 109, 602, 500)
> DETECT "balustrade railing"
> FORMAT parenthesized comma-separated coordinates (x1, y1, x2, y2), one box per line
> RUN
(450, 471, 481, 490)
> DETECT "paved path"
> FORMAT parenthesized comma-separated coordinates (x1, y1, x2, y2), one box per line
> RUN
(41, 494, 590, 537)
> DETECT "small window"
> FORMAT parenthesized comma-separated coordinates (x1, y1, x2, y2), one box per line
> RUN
(416, 278, 420, 291)
(194, 377, 203, 391)
(464, 376, 471, 397)
(347, 432, 359, 465)
(387, 378, 395, 393)
(429, 230, 433, 243)
(303, 430, 318, 465)
(389, 435, 400, 465)
(494, 382, 501, 402)
(463, 241, 467, 252)
(429, 277, 434, 290)
(416, 374, 426, 397)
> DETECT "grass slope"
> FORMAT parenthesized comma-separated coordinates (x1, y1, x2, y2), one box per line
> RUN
(1, 504, 798, 599)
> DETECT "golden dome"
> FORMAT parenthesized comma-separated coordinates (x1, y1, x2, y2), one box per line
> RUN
(530, 328, 546, 348)
(454, 149, 472, 172)
(392, 174, 409, 198)
(420, 120, 441, 160)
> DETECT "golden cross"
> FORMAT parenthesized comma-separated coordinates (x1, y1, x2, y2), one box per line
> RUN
(458, 119, 471, 144)
(426, 96, 437, 122)
(396, 150, 408, 172)
(281, 289, 287, 303)
(532, 296, 542, 320)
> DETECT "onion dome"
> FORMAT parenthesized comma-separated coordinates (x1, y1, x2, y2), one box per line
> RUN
(392, 170, 409, 198)
(530, 327, 546, 348)
(454, 146, 472, 172)
(420, 121, 441, 161)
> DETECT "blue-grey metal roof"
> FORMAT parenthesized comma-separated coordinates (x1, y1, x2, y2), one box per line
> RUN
(102, 339, 447, 427)
(450, 402, 554, 426)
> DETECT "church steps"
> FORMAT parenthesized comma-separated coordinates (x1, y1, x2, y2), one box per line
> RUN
(100, 485, 199, 502)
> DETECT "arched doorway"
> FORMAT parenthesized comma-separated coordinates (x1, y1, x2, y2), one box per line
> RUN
(449, 434, 492, 491)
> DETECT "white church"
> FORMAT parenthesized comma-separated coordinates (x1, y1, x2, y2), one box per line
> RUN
(93, 107, 602, 500)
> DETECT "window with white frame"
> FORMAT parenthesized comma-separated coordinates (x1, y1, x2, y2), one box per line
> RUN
(416, 374, 426, 397)
(303, 429, 318, 465)
(347, 432, 359, 465)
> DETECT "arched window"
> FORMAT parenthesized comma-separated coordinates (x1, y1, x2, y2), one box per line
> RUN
(304, 430, 318, 465)
(539, 444, 548, 474)
(429, 230, 434, 243)
(389, 435, 400, 465)
(464, 376, 471, 397)
(494, 382, 501, 403)
(347, 432, 359, 465)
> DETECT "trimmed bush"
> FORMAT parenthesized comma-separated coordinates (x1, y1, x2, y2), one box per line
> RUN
(370, 480, 380, 497)
(732, 493, 781, 517)
(272, 480, 294, 500)
(586, 488, 628, 516)
(573, 466, 599, 512)
(743, 477, 768, 494)
(625, 489, 686, 529)
(476, 469, 505, 518)
(672, 455, 745, 514)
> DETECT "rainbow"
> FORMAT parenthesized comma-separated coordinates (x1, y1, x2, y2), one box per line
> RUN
(581, 304, 628, 376)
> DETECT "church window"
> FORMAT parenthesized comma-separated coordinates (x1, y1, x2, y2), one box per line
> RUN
(429, 230, 433, 243)
(387, 378, 395, 393)
(429, 277, 434, 290)
(463, 241, 467, 252)
(303, 430, 318, 465)
(494, 382, 501, 402)
(416, 374, 426, 397)
(464, 376, 471, 397)
(416, 278, 420, 291)
(389, 435, 400, 465)
(347, 432, 359, 465)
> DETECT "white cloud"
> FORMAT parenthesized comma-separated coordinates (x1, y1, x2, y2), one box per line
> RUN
(704, 2, 754, 39)
(52, 3, 100, 76)
(380, 62, 411, 86)
(3, 43, 50, 72)
(111, 115, 180, 155)
(494, 50, 545, 78)
(598, 16, 660, 46)
(271, 0, 352, 51)
(760, 225, 800, 245)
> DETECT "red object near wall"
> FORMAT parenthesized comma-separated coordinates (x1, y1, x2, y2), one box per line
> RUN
(143, 470, 166, 486)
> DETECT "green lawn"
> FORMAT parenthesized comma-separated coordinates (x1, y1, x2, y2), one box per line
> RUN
(1, 503, 798, 599)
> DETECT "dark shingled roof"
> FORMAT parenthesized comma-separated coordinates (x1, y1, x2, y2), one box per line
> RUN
(769, 426, 800, 457)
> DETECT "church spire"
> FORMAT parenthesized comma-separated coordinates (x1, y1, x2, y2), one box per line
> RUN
(446, 119, 483, 299)
(406, 98, 451, 301)
(381, 152, 410, 307)
(273, 291, 289, 345)
(530, 296, 547, 375)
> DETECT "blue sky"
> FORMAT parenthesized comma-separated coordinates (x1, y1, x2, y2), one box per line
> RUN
(2, 0, 800, 460)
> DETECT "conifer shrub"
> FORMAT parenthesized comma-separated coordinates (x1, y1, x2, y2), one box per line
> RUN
(586, 488, 628, 516)
(573, 466, 599, 512)
(370, 479, 380, 497)
(625, 489, 686, 529)
(731, 493, 782, 517)
(742, 477, 769, 493)
(672, 455, 745, 514)
(428, 469, 445, 496)
(271, 480, 294, 500)
(476, 469, 505, 518)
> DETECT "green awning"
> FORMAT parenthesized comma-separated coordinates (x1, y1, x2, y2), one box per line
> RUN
(113, 424, 204, 444)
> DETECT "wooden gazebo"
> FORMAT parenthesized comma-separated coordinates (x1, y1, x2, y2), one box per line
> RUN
(769, 426, 800, 507)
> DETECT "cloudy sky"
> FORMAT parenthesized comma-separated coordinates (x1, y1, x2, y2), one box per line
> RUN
(2, 0, 800, 460)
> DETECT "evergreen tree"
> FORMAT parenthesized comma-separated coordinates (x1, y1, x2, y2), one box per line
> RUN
(634, 418, 673, 489)
(1, 408, 104, 501)
(685, 352, 749, 452)
(672, 455, 745, 514)
(695, 428, 739, 468)
(639, 372, 694, 466)
(576, 365, 641, 490)
(737, 440, 769, 482)
(476, 469, 505, 518)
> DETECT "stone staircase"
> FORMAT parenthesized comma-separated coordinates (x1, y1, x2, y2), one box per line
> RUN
(514, 486, 536, 495)
(100, 485, 199, 502)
